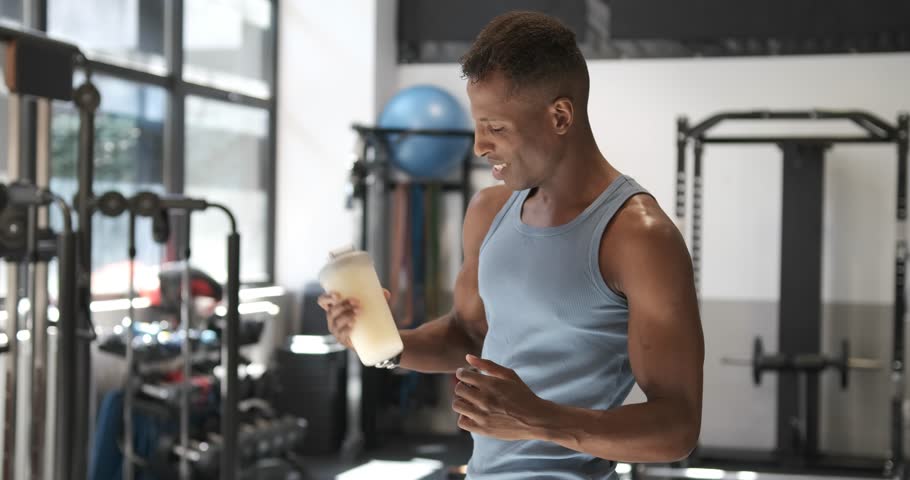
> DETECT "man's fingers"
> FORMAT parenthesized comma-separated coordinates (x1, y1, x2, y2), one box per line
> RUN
(328, 299, 357, 320)
(458, 415, 482, 433)
(454, 381, 488, 410)
(328, 300, 358, 334)
(336, 325, 352, 342)
(315, 292, 358, 349)
(317, 294, 332, 310)
(333, 317, 353, 332)
(455, 367, 490, 389)
(452, 398, 485, 422)
(465, 355, 517, 381)
(318, 292, 343, 310)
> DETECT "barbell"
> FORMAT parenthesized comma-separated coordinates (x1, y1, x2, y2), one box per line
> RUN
(722, 337, 882, 390)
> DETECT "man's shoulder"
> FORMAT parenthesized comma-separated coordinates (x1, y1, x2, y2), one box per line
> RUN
(604, 194, 686, 261)
(468, 184, 514, 218)
(463, 184, 515, 255)
(599, 193, 692, 295)
(465, 184, 514, 231)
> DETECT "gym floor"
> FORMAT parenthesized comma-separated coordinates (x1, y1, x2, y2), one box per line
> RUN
(298, 433, 472, 479)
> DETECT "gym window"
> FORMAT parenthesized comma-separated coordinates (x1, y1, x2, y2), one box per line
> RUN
(0, 0, 278, 294)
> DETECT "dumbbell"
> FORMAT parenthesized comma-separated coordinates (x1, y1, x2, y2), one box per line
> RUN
(138, 376, 216, 409)
(241, 416, 305, 461)
(166, 416, 306, 472)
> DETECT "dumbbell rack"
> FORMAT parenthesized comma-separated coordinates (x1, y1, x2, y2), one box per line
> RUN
(673, 110, 909, 478)
(89, 189, 243, 480)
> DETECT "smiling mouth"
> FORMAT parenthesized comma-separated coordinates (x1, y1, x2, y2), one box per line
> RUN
(491, 162, 507, 180)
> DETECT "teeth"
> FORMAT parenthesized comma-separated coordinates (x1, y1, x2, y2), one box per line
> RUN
(493, 164, 505, 172)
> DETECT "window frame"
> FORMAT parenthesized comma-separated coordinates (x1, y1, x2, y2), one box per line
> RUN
(24, 0, 279, 287)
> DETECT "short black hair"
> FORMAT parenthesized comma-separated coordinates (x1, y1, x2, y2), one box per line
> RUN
(460, 11, 589, 102)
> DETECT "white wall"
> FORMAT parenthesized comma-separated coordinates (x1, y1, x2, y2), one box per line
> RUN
(398, 53, 910, 304)
(276, 0, 398, 293)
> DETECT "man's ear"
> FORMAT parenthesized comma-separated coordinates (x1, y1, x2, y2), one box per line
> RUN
(550, 97, 574, 135)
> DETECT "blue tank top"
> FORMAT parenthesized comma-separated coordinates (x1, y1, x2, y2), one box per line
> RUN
(468, 175, 649, 480)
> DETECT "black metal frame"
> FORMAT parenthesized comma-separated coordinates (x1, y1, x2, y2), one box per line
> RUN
(675, 109, 910, 478)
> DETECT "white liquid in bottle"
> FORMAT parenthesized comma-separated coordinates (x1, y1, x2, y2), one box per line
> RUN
(319, 246, 403, 366)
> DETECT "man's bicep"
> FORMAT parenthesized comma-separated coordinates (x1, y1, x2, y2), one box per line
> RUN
(623, 222, 703, 402)
(452, 185, 510, 347)
(453, 255, 487, 348)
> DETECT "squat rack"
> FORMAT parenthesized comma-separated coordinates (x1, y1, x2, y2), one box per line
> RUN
(675, 110, 909, 478)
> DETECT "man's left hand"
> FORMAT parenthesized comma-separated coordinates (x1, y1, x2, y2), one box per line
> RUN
(453, 354, 552, 441)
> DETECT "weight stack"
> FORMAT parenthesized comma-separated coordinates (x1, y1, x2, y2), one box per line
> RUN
(271, 335, 347, 455)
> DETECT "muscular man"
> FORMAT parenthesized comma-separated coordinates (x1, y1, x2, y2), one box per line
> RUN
(320, 11, 703, 479)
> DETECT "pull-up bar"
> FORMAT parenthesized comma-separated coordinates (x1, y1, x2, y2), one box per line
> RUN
(682, 109, 900, 142)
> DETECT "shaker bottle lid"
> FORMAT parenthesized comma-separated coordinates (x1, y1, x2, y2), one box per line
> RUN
(328, 244, 358, 259)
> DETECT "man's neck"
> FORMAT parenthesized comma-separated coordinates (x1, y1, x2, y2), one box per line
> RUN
(530, 141, 619, 212)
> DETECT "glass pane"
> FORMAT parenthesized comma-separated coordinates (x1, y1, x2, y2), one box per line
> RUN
(50, 75, 167, 295)
(0, 63, 10, 179)
(0, 0, 26, 25)
(185, 96, 269, 284)
(0, 58, 11, 298)
(48, 0, 167, 74)
(183, 0, 273, 98)
(0, 98, 9, 178)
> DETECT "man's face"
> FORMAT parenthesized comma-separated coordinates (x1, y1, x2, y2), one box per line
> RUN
(466, 71, 564, 191)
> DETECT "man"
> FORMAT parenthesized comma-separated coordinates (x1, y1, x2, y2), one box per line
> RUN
(319, 11, 703, 479)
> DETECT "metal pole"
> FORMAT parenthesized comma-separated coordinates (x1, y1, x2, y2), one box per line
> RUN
(692, 139, 704, 293)
(180, 212, 192, 480)
(461, 147, 472, 217)
(24, 204, 38, 480)
(72, 76, 100, 480)
(676, 117, 689, 245)
(359, 141, 370, 255)
(208, 203, 238, 480)
(53, 195, 75, 480)
(223, 230, 240, 480)
(31, 96, 51, 480)
(123, 212, 137, 480)
(348, 155, 368, 465)
(890, 113, 909, 479)
(2, 93, 21, 480)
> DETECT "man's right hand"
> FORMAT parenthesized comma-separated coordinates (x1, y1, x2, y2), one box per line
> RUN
(317, 289, 391, 350)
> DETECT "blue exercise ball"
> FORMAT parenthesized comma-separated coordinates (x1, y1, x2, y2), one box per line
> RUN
(378, 85, 472, 179)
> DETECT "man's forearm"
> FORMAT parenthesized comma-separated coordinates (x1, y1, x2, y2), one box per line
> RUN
(529, 398, 699, 463)
(399, 313, 480, 373)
